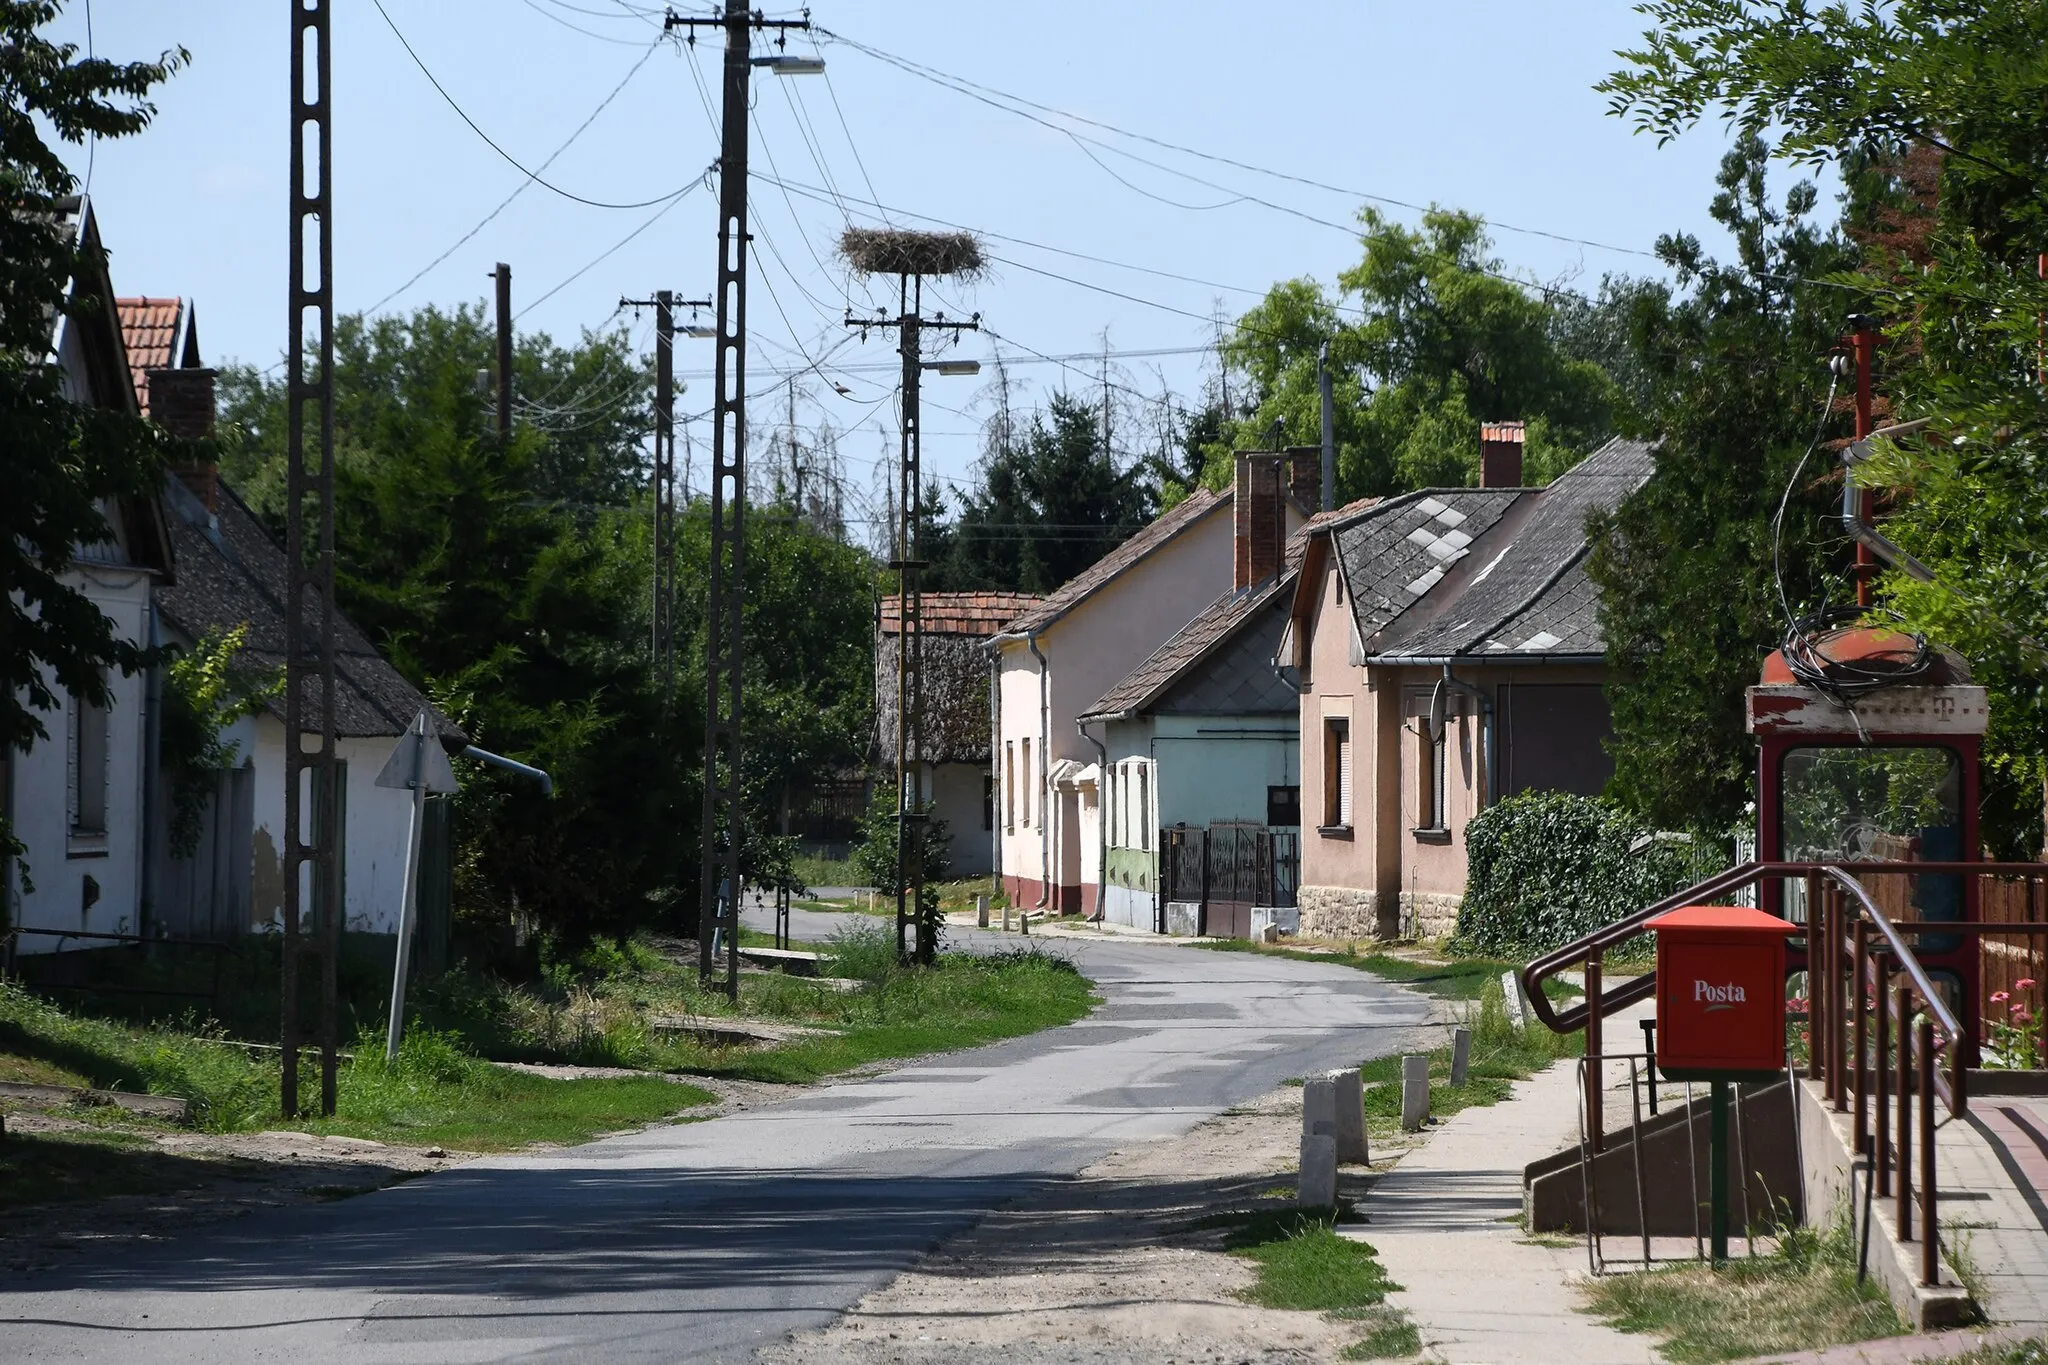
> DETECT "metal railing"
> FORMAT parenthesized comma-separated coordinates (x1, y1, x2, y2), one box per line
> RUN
(1520, 859, 2048, 1288)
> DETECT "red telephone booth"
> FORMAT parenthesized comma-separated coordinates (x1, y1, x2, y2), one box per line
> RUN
(1748, 627, 1987, 1045)
(1651, 905, 1798, 1080)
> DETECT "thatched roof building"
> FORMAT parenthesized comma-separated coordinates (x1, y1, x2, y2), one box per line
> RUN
(875, 592, 1039, 765)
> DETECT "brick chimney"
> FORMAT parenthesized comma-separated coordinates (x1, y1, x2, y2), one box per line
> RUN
(1282, 445, 1322, 509)
(1233, 451, 1287, 590)
(147, 367, 219, 511)
(1479, 420, 1525, 489)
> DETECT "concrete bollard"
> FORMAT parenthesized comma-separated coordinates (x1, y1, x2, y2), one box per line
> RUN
(1002, 900, 1012, 932)
(1302, 1073, 1338, 1145)
(1400, 1054, 1431, 1132)
(1020, 910, 1030, 935)
(976, 894, 990, 929)
(1450, 1027, 1472, 1088)
(1298, 1133, 1338, 1208)
(1500, 970, 1532, 1028)
(1326, 1067, 1369, 1164)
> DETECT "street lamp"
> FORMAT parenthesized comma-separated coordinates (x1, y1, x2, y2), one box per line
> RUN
(751, 54, 824, 75)
(922, 359, 980, 377)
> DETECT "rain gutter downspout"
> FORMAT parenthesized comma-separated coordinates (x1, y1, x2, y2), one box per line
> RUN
(1842, 421, 1938, 584)
(1436, 664, 1496, 812)
(988, 648, 1001, 895)
(1078, 717, 1108, 922)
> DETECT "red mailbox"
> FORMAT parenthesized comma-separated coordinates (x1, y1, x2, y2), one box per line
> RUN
(1650, 905, 1798, 1079)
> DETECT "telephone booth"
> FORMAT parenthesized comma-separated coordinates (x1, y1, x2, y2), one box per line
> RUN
(1747, 627, 1989, 1048)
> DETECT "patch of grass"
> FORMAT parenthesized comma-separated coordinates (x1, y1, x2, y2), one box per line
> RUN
(1358, 978, 1582, 1130)
(1195, 938, 1580, 1001)
(1912, 1342, 2048, 1365)
(0, 981, 713, 1150)
(1579, 1220, 1904, 1363)
(1210, 1206, 1419, 1360)
(790, 853, 858, 888)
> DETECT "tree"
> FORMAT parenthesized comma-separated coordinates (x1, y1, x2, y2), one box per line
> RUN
(943, 391, 1156, 593)
(1, 5, 184, 757)
(1218, 210, 1625, 499)
(1601, 0, 2048, 847)
(1585, 136, 1865, 832)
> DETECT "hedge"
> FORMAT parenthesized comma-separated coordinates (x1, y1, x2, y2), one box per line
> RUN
(1453, 792, 1728, 958)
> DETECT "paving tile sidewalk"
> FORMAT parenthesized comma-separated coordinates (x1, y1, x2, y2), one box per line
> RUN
(1756, 1323, 2043, 1362)
(1341, 1059, 1664, 1364)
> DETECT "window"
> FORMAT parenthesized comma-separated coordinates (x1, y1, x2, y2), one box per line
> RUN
(68, 681, 109, 840)
(1322, 718, 1351, 829)
(983, 774, 994, 831)
(1268, 785, 1301, 828)
(1137, 763, 1150, 850)
(1004, 742, 1016, 831)
(1021, 738, 1033, 828)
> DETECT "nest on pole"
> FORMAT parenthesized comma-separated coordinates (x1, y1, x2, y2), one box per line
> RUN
(838, 227, 987, 280)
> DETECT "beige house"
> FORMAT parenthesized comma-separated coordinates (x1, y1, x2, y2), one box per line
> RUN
(990, 452, 1314, 914)
(1279, 427, 1652, 940)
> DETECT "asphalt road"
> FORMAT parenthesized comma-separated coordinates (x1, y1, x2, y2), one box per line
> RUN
(0, 923, 1431, 1363)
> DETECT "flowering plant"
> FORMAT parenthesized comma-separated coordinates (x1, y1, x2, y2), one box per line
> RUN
(1983, 978, 2042, 1070)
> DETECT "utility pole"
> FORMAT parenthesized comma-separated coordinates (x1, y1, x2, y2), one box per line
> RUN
(1317, 341, 1335, 512)
(623, 290, 710, 705)
(667, 0, 813, 998)
(848, 281, 979, 965)
(1850, 315, 1878, 609)
(283, 0, 341, 1117)
(495, 263, 512, 440)
(788, 377, 804, 522)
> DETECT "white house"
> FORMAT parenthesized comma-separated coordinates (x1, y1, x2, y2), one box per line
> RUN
(989, 451, 1314, 916)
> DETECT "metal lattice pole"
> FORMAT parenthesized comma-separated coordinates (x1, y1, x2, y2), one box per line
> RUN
(284, 0, 340, 1117)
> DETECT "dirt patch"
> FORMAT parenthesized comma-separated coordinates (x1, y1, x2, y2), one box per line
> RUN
(0, 1110, 464, 1274)
(761, 1088, 1418, 1365)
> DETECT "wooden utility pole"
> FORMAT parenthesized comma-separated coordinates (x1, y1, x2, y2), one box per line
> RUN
(495, 263, 512, 440)
(666, 0, 812, 998)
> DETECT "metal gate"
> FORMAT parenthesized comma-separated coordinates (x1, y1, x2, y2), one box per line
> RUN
(1157, 823, 1299, 938)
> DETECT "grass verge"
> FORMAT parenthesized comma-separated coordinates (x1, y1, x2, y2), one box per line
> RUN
(1578, 1219, 1904, 1363)
(1207, 1206, 1419, 1360)
(1196, 939, 1580, 1001)
(1356, 978, 1582, 1137)
(1913, 1343, 2048, 1365)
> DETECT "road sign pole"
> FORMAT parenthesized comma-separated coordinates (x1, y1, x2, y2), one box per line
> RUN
(385, 714, 428, 1063)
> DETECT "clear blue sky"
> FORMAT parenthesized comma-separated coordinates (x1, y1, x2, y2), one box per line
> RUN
(63, 1, 1774, 519)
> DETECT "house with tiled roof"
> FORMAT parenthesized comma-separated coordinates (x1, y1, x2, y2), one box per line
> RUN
(876, 591, 1039, 877)
(1079, 495, 1377, 936)
(990, 451, 1315, 916)
(4, 198, 174, 948)
(1278, 424, 1653, 941)
(114, 295, 464, 944)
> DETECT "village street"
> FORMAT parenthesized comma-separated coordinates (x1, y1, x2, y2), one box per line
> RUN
(0, 924, 1431, 1363)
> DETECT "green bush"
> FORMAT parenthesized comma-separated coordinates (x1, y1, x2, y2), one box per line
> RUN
(1453, 792, 1727, 957)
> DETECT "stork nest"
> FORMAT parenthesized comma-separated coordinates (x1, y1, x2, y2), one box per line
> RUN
(838, 227, 987, 280)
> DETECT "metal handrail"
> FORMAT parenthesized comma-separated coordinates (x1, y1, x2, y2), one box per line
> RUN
(1824, 867, 1967, 1118)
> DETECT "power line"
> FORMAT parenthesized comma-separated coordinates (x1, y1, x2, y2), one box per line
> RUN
(370, 0, 700, 210)
(516, 176, 711, 319)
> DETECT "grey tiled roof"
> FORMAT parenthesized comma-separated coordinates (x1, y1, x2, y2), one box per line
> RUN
(1331, 489, 1523, 640)
(1362, 438, 1653, 660)
(999, 487, 1228, 636)
(1083, 575, 1293, 721)
(155, 478, 464, 743)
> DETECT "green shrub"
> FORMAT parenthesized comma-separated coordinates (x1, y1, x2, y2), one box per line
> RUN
(1454, 792, 1727, 957)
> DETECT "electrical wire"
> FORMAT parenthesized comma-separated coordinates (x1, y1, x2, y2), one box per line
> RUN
(370, 0, 700, 210)
(1779, 608, 1932, 707)
(515, 173, 712, 320)
(1771, 372, 1840, 633)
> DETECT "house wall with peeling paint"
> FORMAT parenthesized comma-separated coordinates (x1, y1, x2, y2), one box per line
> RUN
(247, 718, 421, 935)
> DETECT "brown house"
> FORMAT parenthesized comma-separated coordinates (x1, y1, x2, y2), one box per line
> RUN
(1278, 428, 1652, 941)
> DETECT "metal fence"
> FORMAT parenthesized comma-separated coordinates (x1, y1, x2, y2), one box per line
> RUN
(1158, 822, 1300, 937)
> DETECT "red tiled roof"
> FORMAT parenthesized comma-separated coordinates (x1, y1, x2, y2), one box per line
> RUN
(116, 297, 184, 413)
(878, 591, 1042, 637)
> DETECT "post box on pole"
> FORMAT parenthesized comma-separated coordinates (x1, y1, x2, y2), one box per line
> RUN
(1649, 904, 1797, 1262)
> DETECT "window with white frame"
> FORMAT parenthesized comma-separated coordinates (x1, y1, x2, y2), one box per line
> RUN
(1021, 738, 1032, 828)
(68, 678, 110, 841)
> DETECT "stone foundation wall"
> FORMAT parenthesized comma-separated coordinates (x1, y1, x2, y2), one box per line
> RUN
(1399, 891, 1462, 942)
(1298, 885, 1389, 941)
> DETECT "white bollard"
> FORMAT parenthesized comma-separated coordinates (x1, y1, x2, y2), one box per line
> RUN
(1500, 970, 1531, 1029)
(1400, 1054, 1431, 1132)
(1327, 1068, 1369, 1164)
(1450, 1027, 1472, 1088)
(976, 894, 989, 929)
(1302, 1073, 1338, 1144)
(1298, 1133, 1338, 1208)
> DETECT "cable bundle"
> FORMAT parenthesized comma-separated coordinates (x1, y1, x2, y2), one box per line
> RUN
(1779, 607, 1933, 707)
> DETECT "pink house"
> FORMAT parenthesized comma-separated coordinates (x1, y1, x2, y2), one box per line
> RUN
(990, 453, 1313, 914)
(1279, 429, 1652, 941)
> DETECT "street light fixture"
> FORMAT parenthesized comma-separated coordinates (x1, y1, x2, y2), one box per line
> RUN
(751, 54, 824, 75)
(922, 359, 980, 377)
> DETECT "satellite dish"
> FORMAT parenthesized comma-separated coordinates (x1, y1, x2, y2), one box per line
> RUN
(1427, 680, 1448, 744)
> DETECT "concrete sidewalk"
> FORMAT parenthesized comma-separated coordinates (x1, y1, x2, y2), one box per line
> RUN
(1342, 1059, 1664, 1364)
